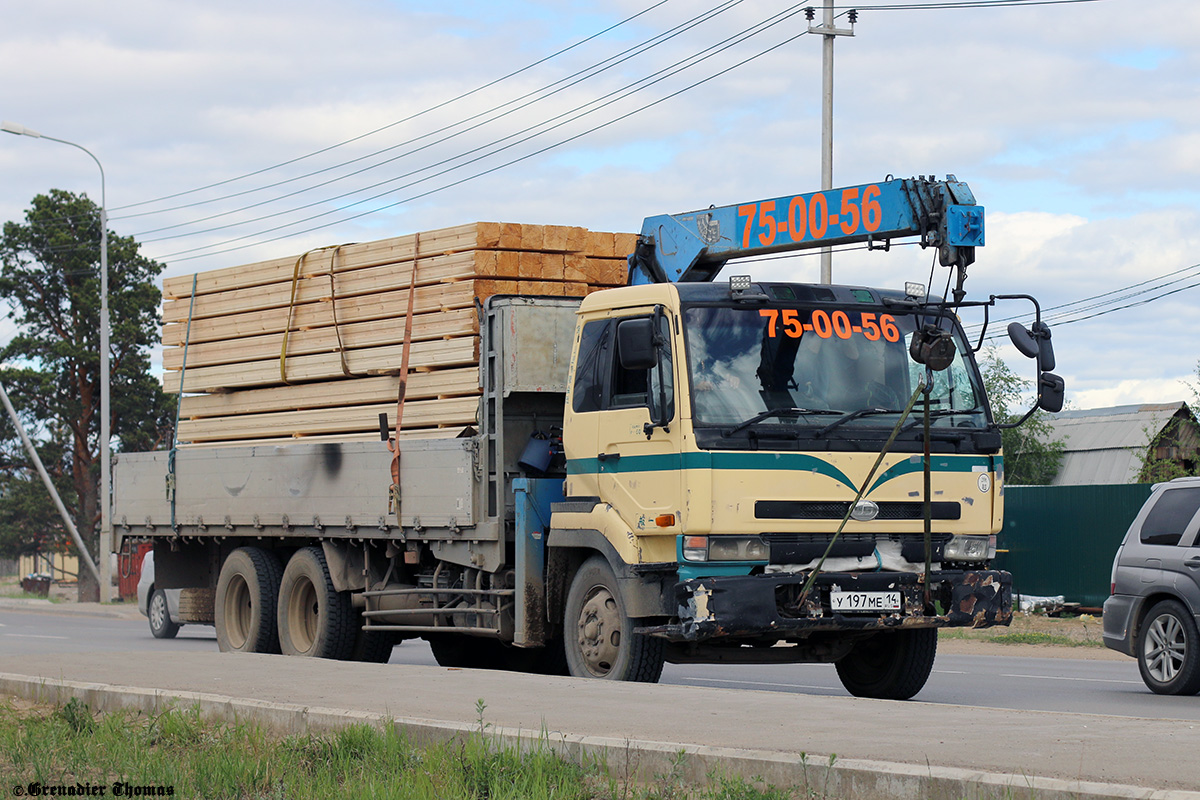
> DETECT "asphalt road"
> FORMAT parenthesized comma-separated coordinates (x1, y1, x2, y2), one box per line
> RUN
(0, 604, 1190, 721)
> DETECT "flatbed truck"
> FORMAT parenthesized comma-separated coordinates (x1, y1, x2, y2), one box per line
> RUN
(113, 176, 1063, 699)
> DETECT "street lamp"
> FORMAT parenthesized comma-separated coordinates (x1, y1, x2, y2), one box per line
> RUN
(2, 120, 112, 603)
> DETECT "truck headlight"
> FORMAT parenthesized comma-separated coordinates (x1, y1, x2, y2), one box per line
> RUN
(682, 536, 769, 562)
(943, 534, 996, 562)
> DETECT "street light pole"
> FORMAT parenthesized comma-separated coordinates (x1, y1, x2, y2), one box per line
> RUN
(807, 3, 855, 284)
(2, 121, 112, 602)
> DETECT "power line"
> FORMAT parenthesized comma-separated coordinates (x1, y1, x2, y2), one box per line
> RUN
(109, 0, 676, 213)
(118, 0, 751, 232)
(969, 260, 1200, 341)
(151, 9, 820, 260)
(159, 23, 822, 263)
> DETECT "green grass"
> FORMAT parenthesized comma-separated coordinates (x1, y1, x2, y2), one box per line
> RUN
(0, 698, 811, 800)
(939, 628, 1103, 648)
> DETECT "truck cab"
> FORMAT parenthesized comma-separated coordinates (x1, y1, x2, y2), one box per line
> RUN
(550, 279, 1009, 696)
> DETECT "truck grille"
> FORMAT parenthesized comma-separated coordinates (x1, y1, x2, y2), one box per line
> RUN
(754, 500, 961, 520)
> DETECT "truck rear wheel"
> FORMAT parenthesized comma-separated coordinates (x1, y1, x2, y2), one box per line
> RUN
(564, 555, 664, 682)
(835, 628, 937, 700)
(215, 547, 283, 654)
(277, 546, 356, 659)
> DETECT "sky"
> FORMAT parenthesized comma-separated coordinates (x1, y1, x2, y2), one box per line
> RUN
(0, 0, 1197, 412)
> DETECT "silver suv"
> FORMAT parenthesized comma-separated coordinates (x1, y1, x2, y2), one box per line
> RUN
(1104, 477, 1200, 694)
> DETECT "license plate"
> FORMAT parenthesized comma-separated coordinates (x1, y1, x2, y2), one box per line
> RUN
(830, 591, 902, 613)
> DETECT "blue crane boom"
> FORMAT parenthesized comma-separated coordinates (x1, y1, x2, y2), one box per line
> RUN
(627, 175, 984, 286)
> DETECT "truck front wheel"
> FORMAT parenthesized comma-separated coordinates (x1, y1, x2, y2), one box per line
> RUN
(564, 555, 664, 682)
(278, 546, 357, 659)
(215, 547, 283, 654)
(834, 628, 937, 700)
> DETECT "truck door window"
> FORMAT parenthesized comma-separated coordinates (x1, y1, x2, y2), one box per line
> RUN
(572, 319, 611, 413)
(611, 315, 674, 420)
(1139, 487, 1200, 546)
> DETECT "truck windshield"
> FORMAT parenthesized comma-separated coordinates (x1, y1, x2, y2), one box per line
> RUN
(681, 304, 986, 433)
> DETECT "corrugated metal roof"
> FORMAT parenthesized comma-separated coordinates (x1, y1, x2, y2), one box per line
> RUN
(1042, 402, 1193, 485)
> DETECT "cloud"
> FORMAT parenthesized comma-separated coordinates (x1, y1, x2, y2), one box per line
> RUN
(1, 0, 1197, 412)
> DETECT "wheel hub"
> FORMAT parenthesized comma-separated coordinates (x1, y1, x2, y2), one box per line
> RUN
(1145, 614, 1186, 682)
(577, 587, 621, 676)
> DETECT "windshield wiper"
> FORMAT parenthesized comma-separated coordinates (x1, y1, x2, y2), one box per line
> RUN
(722, 407, 841, 438)
(815, 408, 906, 437)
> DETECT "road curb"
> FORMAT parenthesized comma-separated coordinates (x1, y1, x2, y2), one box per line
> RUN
(0, 598, 142, 620)
(1, 672, 1194, 800)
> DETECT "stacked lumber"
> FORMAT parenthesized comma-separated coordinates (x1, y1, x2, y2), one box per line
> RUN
(164, 222, 635, 446)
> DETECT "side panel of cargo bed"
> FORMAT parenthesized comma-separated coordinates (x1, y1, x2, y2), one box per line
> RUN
(113, 438, 478, 538)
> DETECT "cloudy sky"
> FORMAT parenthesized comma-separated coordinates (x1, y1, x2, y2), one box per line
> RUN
(1, 0, 1197, 411)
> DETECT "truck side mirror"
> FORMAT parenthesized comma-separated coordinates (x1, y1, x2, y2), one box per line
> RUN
(1007, 322, 1039, 359)
(617, 318, 657, 371)
(1007, 320, 1055, 371)
(1032, 321, 1055, 371)
(1037, 372, 1065, 413)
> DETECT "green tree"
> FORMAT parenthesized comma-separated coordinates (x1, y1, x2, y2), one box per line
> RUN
(0, 189, 175, 598)
(980, 347, 1065, 485)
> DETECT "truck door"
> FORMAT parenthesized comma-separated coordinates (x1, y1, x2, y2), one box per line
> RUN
(597, 311, 681, 533)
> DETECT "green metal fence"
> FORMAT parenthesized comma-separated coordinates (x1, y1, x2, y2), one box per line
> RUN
(993, 484, 1153, 608)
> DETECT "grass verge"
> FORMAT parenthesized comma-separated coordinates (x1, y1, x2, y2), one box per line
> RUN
(0, 697, 815, 800)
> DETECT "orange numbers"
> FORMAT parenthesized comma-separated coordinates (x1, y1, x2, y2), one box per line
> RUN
(759, 309, 778, 336)
(831, 310, 852, 339)
(880, 314, 900, 342)
(787, 195, 807, 241)
(738, 204, 757, 248)
(809, 193, 828, 239)
(863, 184, 882, 232)
(782, 308, 803, 338)
(757, 200, 778, 247)
(839, 188, 860, 236)
(860, 312, 881, 341)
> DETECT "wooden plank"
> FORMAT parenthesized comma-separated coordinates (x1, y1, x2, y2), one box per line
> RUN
(178, 396, 479, 442)
(164, 337, 480, 393)
(163, 250, 507, 323)
(563, 255, 627, 285)
(162, 223, 500, 299)
(163, 223, 636, 301)
(163, 307, 479, 371)
(163, 282, 479, 346)
(179, 369, 479, 419)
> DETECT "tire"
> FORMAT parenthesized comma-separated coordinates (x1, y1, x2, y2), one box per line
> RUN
(214, 547, 284, 654)
(564, 555, 664, 682)
(148, 589, 180, 640)
(835, 628, 937, 700)
(277, 546, 357, 659)
(1137, 599, 1200, 695)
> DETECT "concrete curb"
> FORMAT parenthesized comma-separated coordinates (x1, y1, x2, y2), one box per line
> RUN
(0, 597, 142, 620)
(1, 672, 1195, 800)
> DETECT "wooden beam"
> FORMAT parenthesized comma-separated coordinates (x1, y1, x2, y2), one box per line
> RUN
(163, 282, 480, 346)
(178, 368, 480, 419)
(178, 396, 479, 442)
(163, 308, 479, 371)
(163, 337, 480, 393)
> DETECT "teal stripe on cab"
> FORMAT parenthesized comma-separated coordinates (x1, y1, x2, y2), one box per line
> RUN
(566, 451, 856, 490)
(867, 455, 996, 493)
(566, 452, 1002, 494)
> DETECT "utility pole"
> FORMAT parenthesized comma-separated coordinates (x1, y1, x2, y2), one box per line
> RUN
(807, 3, 855, 284)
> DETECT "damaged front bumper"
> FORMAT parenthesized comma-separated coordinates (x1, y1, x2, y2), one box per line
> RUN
(643, 569, 1012, 643)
